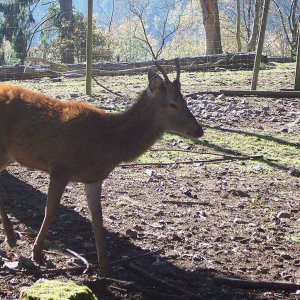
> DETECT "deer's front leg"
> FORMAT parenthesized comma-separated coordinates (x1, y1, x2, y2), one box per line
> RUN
(33, 174, 68, 263)
(85, 181, 112, 276)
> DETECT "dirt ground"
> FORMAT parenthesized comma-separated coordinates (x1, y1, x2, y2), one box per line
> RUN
(1, 63, 300, 299)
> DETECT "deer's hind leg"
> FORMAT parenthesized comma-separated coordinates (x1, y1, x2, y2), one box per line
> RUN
(0, 145, 16, 247)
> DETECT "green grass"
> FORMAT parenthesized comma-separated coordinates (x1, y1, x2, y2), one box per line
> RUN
(195, 127, 300, 174)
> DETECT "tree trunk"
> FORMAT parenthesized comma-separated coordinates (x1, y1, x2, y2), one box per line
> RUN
(290, 0, 299, 58)
(251, 0, 271, 90)
(59, 0, 74, 64)
(294, 21, 300, 90)
(86, 0, 93, 95)
(247, 0, 261, 52)
(200, 0, 223, 55)
(236, 0, 242, 52)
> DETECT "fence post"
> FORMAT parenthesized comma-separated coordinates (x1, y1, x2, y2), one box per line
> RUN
(251, 0, 270, 90)
(86, 0, 93, 95)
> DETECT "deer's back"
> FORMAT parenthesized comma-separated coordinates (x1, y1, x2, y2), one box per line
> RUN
(0, 85, 112, 179)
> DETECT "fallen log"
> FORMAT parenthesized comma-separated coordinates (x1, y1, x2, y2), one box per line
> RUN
(26, 57, 70, 72)
(0, 52, 268, 81)
(0, 66, 61, 80)
(67, 52, 266, 71)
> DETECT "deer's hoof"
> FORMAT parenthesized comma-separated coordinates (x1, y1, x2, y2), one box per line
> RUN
(32, 247, 45, 265)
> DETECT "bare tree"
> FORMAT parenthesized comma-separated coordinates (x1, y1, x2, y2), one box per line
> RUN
(199, 0, 223, 55)
(273, 0, 300, 58)
(128, 0, 185, 60)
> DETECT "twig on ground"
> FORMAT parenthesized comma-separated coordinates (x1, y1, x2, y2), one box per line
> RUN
(214, 276, 300, 291)
(3, 265, 93, 275)
(66, 248, 90, 273)
(151, 149, 231, 156)
(162, 200, 210, 206)
(87, 277, 188, 300)
(127, 262, 205, 300)
(92, 75, 125, 98)
(110, 249, 161, 266)
(120, 155, 263, 168)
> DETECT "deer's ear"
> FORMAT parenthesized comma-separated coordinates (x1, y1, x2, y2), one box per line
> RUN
(148, 69, 164, 93)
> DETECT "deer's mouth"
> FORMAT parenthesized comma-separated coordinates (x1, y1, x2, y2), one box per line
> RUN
(187, 127, 204, 139)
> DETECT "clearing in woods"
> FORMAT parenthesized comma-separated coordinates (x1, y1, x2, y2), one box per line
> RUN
(0, 63, 300, 299)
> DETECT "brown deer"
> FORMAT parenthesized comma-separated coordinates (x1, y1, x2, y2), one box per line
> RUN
(0, 61, 203, 275)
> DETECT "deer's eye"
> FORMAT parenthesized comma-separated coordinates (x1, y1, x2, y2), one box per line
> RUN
(169, 103, 178, 109)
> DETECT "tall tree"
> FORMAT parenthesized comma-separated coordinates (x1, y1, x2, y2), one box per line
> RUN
(236, 0, 242, 52)
(59, 0, 74, 63)
(199, 0, 223, 55)
(0, 0, 36, 64)
(247, 0, 262, 51)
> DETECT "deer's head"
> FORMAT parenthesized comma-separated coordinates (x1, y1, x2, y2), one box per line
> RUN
(147, 59, 204, 139)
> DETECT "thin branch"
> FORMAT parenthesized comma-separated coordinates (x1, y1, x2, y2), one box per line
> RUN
(131, 6, 157, 59)
(120, 155, 263, 168)
(4, 265, 90, 275)
(27, 13, 55, 53)
(66, 248, 90, 273)
(215, 276, 300, 291)
(162, 200, 210, 206)
(110, 249, 161, 266)
(30, 0, 42, 14)
(130, 1, 182, 60)
(92, 75, 125, 98)
(273, 0, 292, 46)
(127, 262, 205, 299)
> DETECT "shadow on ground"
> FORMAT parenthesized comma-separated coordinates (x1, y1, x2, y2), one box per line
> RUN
(0, 171, 268, 299)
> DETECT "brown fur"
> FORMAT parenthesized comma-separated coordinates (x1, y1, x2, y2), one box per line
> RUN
(0, 69, 203, 275)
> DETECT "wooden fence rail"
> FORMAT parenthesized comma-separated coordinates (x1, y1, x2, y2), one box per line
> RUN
(0, 52, 267, 81)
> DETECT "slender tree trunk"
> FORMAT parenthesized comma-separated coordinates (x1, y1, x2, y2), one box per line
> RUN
(251, 0, 271, 90)
(200, 0, 223, 55)
(236, 0, 242, 52)
(294, 21, 300, 89)
(59, 0, 74, 63)
(86, 0, 93, 95)
(291, 0, 299, 58)
(247, 0, 261, 51)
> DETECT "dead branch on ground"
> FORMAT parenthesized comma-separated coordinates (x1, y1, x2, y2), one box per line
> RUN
(215, 276, 300, 291)
(127, 262, 205, 299)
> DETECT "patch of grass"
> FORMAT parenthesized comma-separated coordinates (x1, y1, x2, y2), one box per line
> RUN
(20, 280, 97, 300)
(284, 234, 300, 243)
(196, 127, 300, 175)
(247, 198, 265, 208)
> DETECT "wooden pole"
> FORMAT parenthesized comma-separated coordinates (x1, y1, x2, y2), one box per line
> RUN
(86, 0, 93, 95)
(251, 0, 270, 90)
(294, 22, 300, 90)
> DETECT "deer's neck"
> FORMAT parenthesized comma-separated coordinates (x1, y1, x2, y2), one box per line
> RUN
(109, 91, 164, 162)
